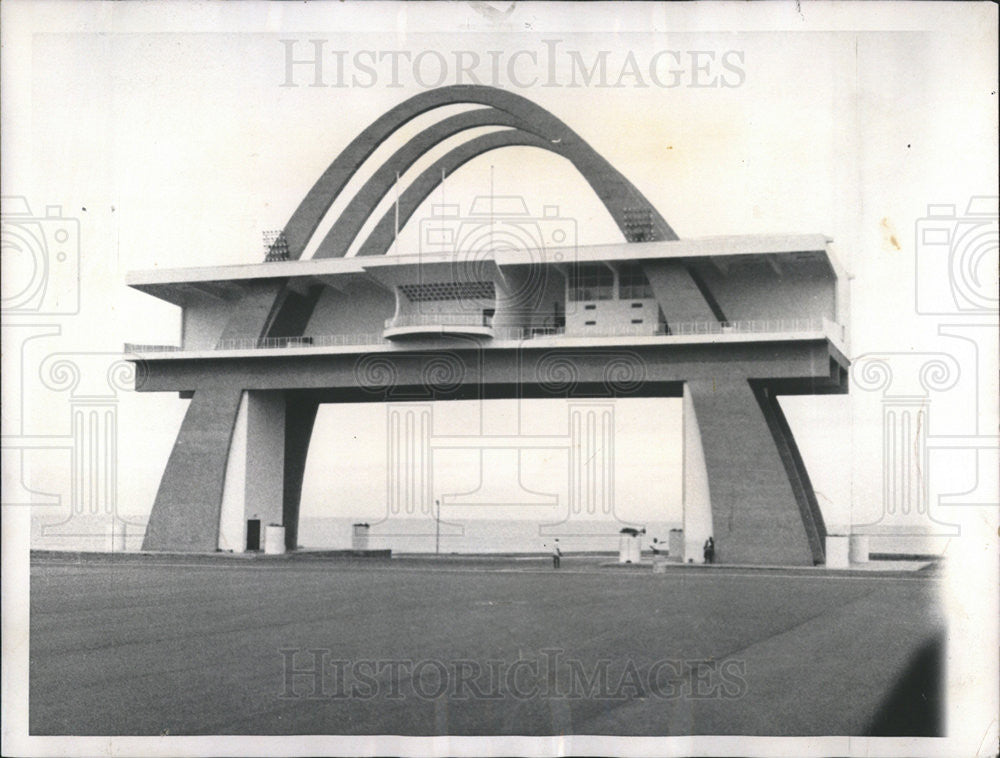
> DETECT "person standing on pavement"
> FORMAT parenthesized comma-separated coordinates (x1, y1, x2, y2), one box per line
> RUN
(552, 539, 562, 569)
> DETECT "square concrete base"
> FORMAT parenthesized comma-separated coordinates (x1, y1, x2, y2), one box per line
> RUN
(826, 535, 850, 568)
(264, 525, 286, 555)
(849, 534, 870, 563)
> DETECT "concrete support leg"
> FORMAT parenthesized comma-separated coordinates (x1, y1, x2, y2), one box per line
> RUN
(216, 391, 287, 551)
(682, 385, 713, 563)
(217, 393, 250, 550)
(245, 392, 287, 535)
(142, 387, 244, 551)
(282, 396, 318, 551)
(751, 383, 827, 562)
(685, 378, 821, 566)
(643, 261, 722, 324)
(145, 388, 315, 554)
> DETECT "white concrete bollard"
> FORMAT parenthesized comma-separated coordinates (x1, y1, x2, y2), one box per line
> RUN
(264, 525, 286, 555)
(825, 535, 850, 568)
(352, 523, 370, 551)
(618, 531, 642, 563)
(849, 534, 870, 564)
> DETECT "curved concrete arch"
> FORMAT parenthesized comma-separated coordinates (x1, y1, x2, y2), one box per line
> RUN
(144, 88, 724, 555)
(139, 86, 839, 564)
(281, 85, 677, 261)
(314, 108, 530, 259)
(354, 131, 600, 257)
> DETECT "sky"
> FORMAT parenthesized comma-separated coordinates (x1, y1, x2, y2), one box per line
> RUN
(2, 2, 996, 535)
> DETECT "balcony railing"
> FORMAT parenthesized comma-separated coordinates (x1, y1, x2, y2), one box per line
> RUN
(384, 313, 495, 329)
(498, 318, 829, 340)
(123, 343, 183, 353)
(125, 317, 842, 355)
(215, 334, 386, 351)
(667, 317, 825, 336)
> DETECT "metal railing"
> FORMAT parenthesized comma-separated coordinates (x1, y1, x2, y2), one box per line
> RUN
(384, 313, 494, 329)
(123, 343, 182, 353)
(498, 318, 825, 340)
(822, 316, 846, 343)
(665, 317, 824, 336)
(215, 333, 386, 351)
(125, 317, 840, 355)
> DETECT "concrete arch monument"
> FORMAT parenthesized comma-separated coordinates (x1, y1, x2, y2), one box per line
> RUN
(127, 86, 849, 564)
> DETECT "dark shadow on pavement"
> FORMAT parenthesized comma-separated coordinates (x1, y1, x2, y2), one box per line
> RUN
(866, 632, 945, 737)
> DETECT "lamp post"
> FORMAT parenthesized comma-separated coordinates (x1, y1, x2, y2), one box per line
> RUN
(435, 499, 440, 556)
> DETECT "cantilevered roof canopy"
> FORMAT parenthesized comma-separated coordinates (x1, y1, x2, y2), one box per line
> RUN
(127, 233, 842, 306)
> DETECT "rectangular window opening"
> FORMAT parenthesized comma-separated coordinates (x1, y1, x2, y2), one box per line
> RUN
(619, 263, 654, 300)
(568, 264, 614, 302)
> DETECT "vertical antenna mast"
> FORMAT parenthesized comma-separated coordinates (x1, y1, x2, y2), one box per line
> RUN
(394, 171, 400, 255)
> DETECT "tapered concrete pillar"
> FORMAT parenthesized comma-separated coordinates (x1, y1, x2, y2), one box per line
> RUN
(143, 388, 299, 553)
(643, 261, 723, 324)
(142, 388, 244, 551)
(216, 391, 287, 551)
(682, 385, 713, 563)
(283, 396, 318, 551)
(685, 378, 824, 566)
(217, 393, 251, 551)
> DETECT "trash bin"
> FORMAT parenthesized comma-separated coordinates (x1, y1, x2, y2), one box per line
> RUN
(849, 534, 870, 564)
(825, 534, 849, 568)
(352, 523, 370, 551)
(264, 524, 286, 555)
(618, 527, 643, 564)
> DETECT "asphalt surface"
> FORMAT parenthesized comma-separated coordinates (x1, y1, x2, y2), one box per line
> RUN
(29, 553, 944, 736)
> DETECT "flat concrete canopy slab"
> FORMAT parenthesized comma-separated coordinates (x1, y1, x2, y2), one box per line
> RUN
(127, 233, 843, 306)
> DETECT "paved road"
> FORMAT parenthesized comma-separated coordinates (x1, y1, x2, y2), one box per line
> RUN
(29, 555, 944, 736)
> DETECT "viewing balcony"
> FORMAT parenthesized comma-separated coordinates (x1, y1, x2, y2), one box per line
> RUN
(383, 312, 496, 340)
